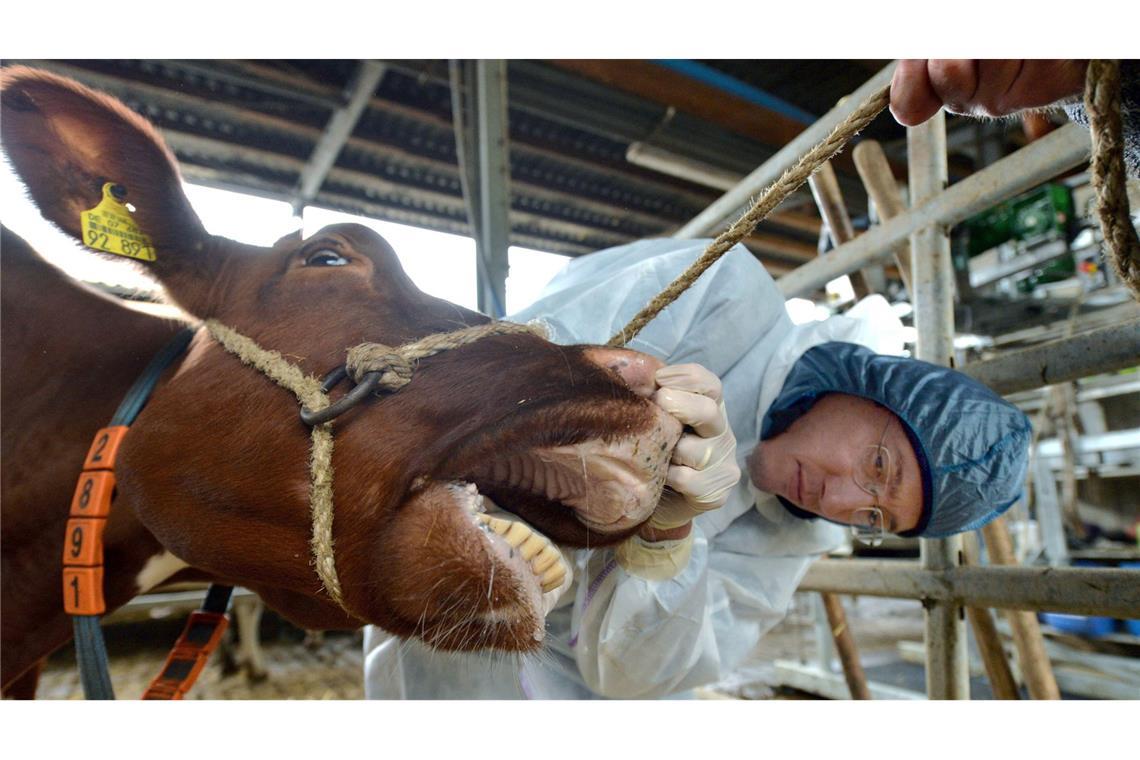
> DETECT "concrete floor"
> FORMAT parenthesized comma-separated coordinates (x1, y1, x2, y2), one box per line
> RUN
(37, 594, 933, 700)
(38, 619, 365, 700)
(709, 594, 929, 698)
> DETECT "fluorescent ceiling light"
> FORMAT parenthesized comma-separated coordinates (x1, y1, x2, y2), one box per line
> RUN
(625, 142, 743, 192)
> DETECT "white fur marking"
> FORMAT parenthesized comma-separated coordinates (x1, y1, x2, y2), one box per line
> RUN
(135, 551, 190, 593)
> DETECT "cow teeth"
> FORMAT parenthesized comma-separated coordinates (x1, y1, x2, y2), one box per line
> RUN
(532, 545, 560, 574)
(519, 533, 546, 561)
(472, 509, 571, 603)
(504, 521, 531, 548)
(478, 514, 511, 535)
(541, 565, 566, 593)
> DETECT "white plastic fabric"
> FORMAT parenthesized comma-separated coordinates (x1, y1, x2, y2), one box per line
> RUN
(363, 238, 905, 699)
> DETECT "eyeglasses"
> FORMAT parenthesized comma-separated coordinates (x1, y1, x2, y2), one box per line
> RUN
(850, 417, 893, 547)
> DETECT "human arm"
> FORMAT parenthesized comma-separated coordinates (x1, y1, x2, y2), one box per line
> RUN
(569, 507, 824, 698)
(890, 59, 1138, 178)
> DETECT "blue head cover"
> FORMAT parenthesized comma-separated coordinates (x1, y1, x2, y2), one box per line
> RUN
(761, 342, 1032, 538)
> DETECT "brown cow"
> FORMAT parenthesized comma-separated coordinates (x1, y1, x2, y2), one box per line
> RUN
(0, 67, 682, 697)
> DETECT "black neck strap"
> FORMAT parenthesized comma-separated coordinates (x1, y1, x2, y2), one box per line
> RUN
(70, 326, 211, 700)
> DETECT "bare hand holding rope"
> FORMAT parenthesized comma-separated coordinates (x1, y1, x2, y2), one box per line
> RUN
(607, 59, 1138, 350)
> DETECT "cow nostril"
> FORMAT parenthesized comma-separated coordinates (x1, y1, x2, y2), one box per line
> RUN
(582, 347, 663, 398)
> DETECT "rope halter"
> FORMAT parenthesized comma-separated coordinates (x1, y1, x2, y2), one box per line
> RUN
(203, 318, 546, 613)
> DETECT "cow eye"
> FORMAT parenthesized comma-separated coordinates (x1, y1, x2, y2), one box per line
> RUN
(304, 249, 349, 267)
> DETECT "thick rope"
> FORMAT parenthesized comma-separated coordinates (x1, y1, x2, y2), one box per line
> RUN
(607, 85, 892, 347)
(203, 318, 547, 613)
(346, 321, 548, 387)
(608, 61, 1140, 344)
(1085, 60, 1140, 302)
(204, 320, 345, 609)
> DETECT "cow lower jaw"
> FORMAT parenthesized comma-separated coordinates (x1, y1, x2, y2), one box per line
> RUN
(450, 483, 572, 620)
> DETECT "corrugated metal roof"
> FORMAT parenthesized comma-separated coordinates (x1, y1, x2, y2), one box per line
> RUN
(3, 59, 998, 273)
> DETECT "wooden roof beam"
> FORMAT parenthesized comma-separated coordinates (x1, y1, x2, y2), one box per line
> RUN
(549, 60, 805, 149)
(548, 59, 891, 180)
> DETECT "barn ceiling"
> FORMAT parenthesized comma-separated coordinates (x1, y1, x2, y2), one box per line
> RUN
(2, 59, 1031, 277)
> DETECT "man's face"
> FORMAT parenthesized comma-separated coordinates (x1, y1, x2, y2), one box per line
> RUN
(746, 393, 924, 533)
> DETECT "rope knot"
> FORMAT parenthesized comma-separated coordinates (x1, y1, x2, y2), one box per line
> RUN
(345, 320, 549, 391)
(345, 343, 416, 391)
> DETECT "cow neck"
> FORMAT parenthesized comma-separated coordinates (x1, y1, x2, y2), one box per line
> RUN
(202, 318, 548, 615)
(61, 326, 235, 701)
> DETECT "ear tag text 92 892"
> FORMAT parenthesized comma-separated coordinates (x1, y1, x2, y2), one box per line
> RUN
(80, 182, 156, 262)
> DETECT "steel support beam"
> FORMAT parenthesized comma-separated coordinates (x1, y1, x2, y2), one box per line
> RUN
(909, 111, 970, 700)
(167, 130, 627, 254)
(674, 62, 898, 238)
(293, 61, 387, 213)
(961, 319, 1140, 395)
(11, 59, 696, 258)
(473, 60, 511, 317)
(798, 560, 1140, 618)
(777, 122, 1091, 297)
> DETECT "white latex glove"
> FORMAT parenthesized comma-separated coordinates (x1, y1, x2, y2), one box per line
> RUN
(648, 363, 741, 531)
(617, 363, 739, 581)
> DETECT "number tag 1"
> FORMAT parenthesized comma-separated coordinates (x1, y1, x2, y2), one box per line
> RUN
(62, 567, 105, 616)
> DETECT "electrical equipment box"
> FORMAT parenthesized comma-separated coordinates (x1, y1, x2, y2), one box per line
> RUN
(952, 183, 1079, 295)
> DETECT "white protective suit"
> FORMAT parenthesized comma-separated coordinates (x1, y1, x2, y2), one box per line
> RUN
(363, 238, 904, 699)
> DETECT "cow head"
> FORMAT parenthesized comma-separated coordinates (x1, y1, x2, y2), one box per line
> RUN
(1, 67, 681, 652)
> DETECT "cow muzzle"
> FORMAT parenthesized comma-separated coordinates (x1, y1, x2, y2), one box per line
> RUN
(449, 346, 681, 541)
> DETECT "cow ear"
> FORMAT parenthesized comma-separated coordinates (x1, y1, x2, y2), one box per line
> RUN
(0, 67, 211, 280)
(273, 227, 304, 249)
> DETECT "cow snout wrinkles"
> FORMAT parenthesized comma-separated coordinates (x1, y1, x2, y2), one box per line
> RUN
(582, 347, 664, 398)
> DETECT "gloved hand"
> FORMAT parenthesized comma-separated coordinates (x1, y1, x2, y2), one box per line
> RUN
(617, 363, 740, 581)
(646, 363, 741, 532)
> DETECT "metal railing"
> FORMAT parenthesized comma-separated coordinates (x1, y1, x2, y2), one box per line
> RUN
(686, 62, 1140, 699)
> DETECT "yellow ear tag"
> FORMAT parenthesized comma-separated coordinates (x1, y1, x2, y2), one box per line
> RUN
(79, 183, 157, 262)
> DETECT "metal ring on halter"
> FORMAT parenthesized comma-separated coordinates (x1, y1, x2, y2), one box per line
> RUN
(299, 366, 383, 426)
